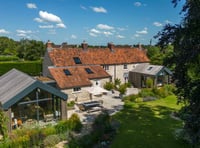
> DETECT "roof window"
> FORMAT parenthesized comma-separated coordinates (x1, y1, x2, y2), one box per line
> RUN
(63, 69, 71, 75)
(85, 68, 93, 74)
(73, 57, 82, 64)
(147, 66, 153, 71)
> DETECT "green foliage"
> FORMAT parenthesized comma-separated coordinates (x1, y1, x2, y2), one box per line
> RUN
(55, 120, 69, 134)
(0, 104, 7, 139)
(68, 113, 82, 132)
(155, 0, 200, 146)
(117, 84, 127, 95)
(67, 101, 75, 107)
(146, 77, 154, 88)
(43, 134, 60, 147)
(114, 78, 121, 87)
(67, 112, 114, 148)
(0, 61, 42, 76)
(0, 56, 19, 61)
(103, 81, 114, 91)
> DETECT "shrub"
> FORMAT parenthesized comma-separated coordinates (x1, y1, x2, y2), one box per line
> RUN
(103, 81, 114, 91)
(139, 88, 155, 98)
(55, 120, 69, 134)
(43, 134, 61, 147)
(68, 113, 82, 132)
(146, 78, 154, 88)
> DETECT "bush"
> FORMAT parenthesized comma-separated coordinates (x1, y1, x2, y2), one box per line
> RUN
(68, 113, 82, 132)
(43, 134, 61, 147)
(104, 82, 114, 91)
(55, 120, 69, 134)
(146, 78, 154, 88)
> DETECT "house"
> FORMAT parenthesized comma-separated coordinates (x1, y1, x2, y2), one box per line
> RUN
(42, 41, 149, 101)
(0, 69, 68, 132)
(129, 63, 172, 88)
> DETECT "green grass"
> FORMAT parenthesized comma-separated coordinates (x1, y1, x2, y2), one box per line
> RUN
(111, 95, 190, 148)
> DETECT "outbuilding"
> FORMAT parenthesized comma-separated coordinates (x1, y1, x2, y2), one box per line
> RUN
(0, 69, 68, 132)
(129, 64, 172, 88)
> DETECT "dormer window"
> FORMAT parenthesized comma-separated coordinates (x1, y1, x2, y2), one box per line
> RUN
(85, 68, 93, 74)
(73, 57, 82, 64)
(63, 69, 71, 75)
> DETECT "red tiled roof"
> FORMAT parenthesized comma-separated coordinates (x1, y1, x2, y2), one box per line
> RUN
(48, 47, 149, 67)
(49, 65, 111, 89)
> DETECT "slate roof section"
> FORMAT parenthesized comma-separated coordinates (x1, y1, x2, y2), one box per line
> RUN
(48, 47, 149, 67)
(0, 69, 67, 110)
(49, 65, 111, 89)
(131, 63, 172, 76)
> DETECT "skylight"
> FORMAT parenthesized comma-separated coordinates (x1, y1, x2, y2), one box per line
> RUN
(147, 66, 153, 71)
(73, 57, 82, 64)
(85, 68, 93, 74)
(63, 69, 71, 75)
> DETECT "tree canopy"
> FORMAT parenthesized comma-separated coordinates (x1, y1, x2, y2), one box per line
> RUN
(155, 0, 200, 146)
(0, 37, 45, 61)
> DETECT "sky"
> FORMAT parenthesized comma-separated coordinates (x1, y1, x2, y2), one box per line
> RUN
(0, 0, 185, 45)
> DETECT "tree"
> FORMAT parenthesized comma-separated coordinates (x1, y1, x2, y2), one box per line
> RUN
(155, 0, 200, 146)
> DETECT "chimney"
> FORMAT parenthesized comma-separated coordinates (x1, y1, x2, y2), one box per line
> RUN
(81, 40, 88, 51)
(138, 43, 142, 50)
(46, 40, 53, 52)
(108, 42, 114, 52)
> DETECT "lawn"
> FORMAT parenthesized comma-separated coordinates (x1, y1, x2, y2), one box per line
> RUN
(111, 95, 190, 148)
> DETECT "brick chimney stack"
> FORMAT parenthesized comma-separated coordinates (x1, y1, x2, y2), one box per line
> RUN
(46, 40, 53, 52)
(81, 40, 88, 51)
(108, 42, 114, 52)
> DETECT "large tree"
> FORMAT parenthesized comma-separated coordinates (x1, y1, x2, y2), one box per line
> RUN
(155, 0, 200, 146)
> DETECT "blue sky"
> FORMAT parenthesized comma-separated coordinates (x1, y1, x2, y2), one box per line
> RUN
(0, 0, 184, 45)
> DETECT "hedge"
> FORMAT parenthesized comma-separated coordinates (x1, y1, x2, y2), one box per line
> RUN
(0, 61, 42, 76)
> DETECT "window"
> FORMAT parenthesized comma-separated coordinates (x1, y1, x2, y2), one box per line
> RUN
(85, 68, 93, 74)
(63, 69, 71, 75)
(103, 65, 109, 70)
(73, 87, 81, 92)
(124, 64, 128, 69)
(73, 57, 82, 64)
(147, 66, 153, 71)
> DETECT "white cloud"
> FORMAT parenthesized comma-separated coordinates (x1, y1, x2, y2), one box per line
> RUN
(91, 6, 107, 13)
(153, 22, 163, 27)
(39, 25, 54, 29)
(89, 32, 97, 37)
(116, 35, 125, 39)
(103, 31, 113, 36)
(27, 3, 37, 9)
(71, 34, 77, 39)
(97, 24, 114, 30)
(80, 5, 87, 10)
(0, 29, 9, 34)
(39, 11, 62, 23)
(134, 34, 140, 37)
(56, 23, 66, 28)
(134, 2, 142, 7)
(90, 28, 101, 34)
(16, 30, 33, 34)
(136, 27, 148, 34)
(34, 18, 44, 23)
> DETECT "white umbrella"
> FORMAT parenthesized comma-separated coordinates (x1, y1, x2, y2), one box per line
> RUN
(85, 86, 109, 96)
